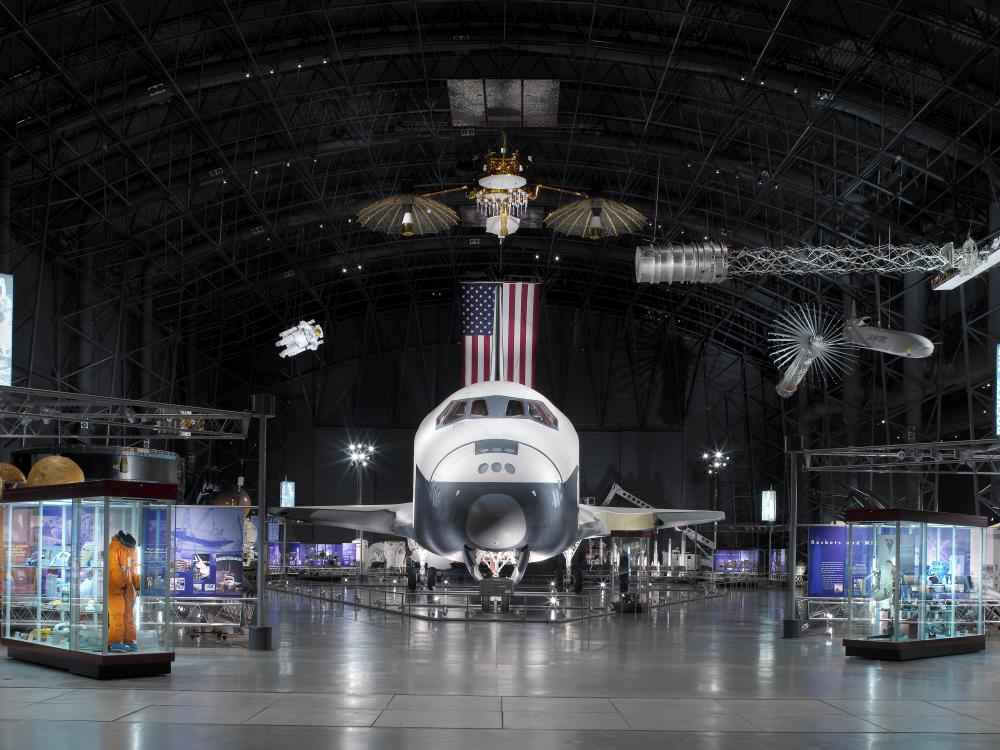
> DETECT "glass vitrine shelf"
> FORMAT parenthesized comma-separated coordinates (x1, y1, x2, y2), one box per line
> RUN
(843, 508, 987, 661)
(1, 479, 176, 678)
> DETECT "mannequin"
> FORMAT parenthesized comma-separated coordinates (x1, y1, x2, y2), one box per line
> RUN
(108, 530, 140, 652)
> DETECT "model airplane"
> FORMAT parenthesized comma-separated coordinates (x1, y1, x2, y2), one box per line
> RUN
(271, 381, 723, 586)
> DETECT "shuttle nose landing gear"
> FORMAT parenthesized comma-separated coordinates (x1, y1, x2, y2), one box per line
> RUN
(463, 545, 530, 585)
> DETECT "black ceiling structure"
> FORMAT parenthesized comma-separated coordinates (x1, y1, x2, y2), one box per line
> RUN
(3, 1, 997, 365)
(2, 1, 1000, 525)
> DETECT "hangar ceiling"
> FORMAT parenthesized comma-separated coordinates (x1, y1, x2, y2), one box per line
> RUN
(3, 1, 1000, 523)
(2, 0, 998, 373)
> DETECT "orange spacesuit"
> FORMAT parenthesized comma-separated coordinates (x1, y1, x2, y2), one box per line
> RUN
(108, 531, 140, 648)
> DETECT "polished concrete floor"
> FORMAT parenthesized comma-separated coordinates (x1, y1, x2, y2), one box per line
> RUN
(2, 588, 1000, 748)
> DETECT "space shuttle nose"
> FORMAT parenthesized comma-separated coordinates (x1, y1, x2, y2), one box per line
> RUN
(466, 493, 527, 550)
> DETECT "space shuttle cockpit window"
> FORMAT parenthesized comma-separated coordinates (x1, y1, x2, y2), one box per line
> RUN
(527, 401, 559, 429)
(470, 399, 489, 417)
(505, 400, 525, 417)
(436, 400, 467, 427)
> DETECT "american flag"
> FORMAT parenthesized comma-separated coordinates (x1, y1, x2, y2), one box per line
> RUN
(499, 282, 540, 388)
(461, 282, 540, 388)
(461, 283, 497, 386)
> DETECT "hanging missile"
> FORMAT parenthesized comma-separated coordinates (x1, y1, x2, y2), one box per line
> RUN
(775, 349, 814, 399)
(842, 318, 934, 358)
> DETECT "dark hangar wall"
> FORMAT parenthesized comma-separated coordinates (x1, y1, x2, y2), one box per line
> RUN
(276, 304, 780, 513)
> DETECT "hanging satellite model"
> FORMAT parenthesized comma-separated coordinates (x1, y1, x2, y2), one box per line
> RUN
(356, 192, 460, 237)
(355, 134, 645, 244)
(769, 305, 856, 399)
(276, 320, 324, 358)
(544, 196, 647, 241)
(769, 305, 935, 398)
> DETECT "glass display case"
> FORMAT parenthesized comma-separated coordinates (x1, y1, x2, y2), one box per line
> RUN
(1, 480, 176, 678)
(712, 549, 761, 574)
(844, 508, 986, 660)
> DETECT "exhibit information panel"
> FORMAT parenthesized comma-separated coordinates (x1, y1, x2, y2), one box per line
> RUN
(1, 480, 176, 678)
(769, 549, 787, 576)
(173, 506, 244, 597)
(843, 509, 986, 660)
(807, 525, 873, 597)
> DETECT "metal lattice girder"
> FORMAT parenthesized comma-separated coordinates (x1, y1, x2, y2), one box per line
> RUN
(802, 439, 1000, 475)
(0, 386, 251, 441)
(730, 243, 957, 276)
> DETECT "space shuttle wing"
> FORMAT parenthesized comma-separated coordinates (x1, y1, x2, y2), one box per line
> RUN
(270, 503, 415, 538)
(577, 505, 724, 539)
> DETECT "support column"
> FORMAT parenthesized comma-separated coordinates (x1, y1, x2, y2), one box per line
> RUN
(249, 393, 275, 651)
(989, 203, 1000, 512)
(78, 254, 95, 395)
(842, 281, 864, 517)
(141, 268, 155, 399)
(783, 435, 802, 638)
(902, 271, 927, 508)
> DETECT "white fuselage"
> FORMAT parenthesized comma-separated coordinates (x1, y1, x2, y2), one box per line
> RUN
(843, 319, 934, 358)
(411, 382, 580, 569)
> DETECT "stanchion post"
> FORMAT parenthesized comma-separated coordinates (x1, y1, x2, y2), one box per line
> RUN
(249, 394, 275, 651)
(782, 435, 803, 638)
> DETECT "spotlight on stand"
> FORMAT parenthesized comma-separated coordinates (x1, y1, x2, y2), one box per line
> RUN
(276, 320, 325, 358)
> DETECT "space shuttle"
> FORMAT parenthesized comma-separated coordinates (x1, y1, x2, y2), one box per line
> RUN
(842, 317, 934, 358)
(271, 381, 723, 585)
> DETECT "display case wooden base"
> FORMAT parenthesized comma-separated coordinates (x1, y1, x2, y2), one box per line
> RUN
(843, 635, 986, 661)
(2, 637, 174, 678)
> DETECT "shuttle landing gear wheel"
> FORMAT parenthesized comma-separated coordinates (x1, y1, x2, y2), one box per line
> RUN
(572, 568, 583, 593)
(407, 568, 417, 591)
(427, 567, 437, 590)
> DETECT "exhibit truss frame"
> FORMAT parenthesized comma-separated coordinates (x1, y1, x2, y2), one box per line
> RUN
(0, 386, 251, 441)
(801, 440, 1000, 475)
(727, 244, 958, 277)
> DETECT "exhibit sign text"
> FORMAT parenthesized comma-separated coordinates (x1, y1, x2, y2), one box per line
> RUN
(806, 525, 873, 597)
